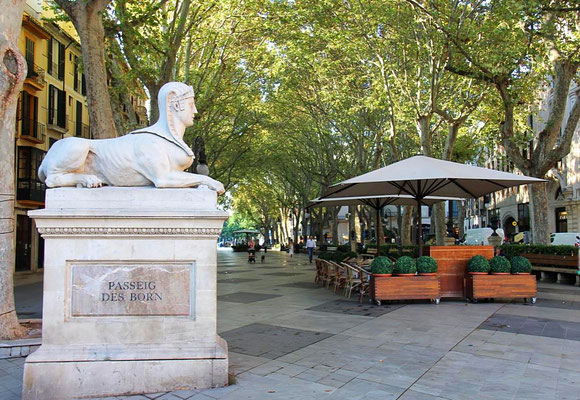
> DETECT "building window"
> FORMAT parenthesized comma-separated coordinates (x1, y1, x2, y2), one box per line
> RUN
(19, 91, 45, 141)
(555, 207, 567, 233)
(17, 146, 46, 203)
(48, 84, 66, 129)
(25, 37, 35, 68)
(47, 38, 65, 80)
(517, 203, 530, 231)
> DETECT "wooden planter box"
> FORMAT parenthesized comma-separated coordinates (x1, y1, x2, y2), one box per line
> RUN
(429, 246, 494, 298)
(371, 275, 440, 305)
(465, 274, 537, 303)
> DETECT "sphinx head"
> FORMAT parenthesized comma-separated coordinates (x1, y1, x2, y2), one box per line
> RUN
(158, 82, 197, 138)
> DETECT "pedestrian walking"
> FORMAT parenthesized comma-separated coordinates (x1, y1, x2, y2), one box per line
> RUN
(288, 239, 294, 258)
(306, 235, 316, 263)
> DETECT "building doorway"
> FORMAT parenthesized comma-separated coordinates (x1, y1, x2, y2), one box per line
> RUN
(555, 207, 567, 232)
(504, 216, 517, 241)
(15, 215, 32, 271)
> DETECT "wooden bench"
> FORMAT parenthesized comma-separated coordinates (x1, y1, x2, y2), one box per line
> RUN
(523, 253, 579, 286)
(361, 248, 378, 260)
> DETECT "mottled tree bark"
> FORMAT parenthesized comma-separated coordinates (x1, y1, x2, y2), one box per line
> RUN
(54, 0, 117, 138)
(401, 206, 414, 246)
(0, 0, 28, 339)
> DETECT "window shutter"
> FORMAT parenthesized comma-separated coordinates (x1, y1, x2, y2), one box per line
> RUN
(47, 39, 53, 75)
(58, 42, 65, 80)
(57, 89, 66, 129)
(48, 85, 54, 125)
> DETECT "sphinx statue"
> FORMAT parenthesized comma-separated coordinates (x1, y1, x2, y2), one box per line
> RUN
(38, 82, 225, 193)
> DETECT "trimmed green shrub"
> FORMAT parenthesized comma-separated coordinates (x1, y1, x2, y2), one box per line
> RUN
(393, 256, 417, 275)
(416, 256, 438, 273)
(370, 256, 393, 275)
(489, 256, 511, 273)
(510, 256, 532, 274)
(500, 244, 578, 258)
(467, 255, 490, 273)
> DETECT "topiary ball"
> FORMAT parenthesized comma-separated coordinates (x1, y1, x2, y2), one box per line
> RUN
(489, 256, 511, 273)
(467, 255, 490, 273)
(370, 256, 393, 275)
(416, 256, 438, 274)
(393, 256, 417, 275)
(510, 256, 531, 274)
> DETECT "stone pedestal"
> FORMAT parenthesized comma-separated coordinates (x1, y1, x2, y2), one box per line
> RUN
(487, 235, 502, 248)
(23, 187, 228, 399)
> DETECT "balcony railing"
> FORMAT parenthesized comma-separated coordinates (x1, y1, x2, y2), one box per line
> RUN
(17, 177, 46, 203)
(25, 61, 46, 89)
(47, 113, 68, 134)
(19, 118, 46, 143)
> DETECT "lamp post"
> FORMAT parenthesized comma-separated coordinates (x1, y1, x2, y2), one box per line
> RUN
(192, 136, 209, 176)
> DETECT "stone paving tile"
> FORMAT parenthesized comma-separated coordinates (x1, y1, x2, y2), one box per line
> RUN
(220, 323, 333, 359)
(327, 378, 405, 399)
(307, 299, 405, 317)
(528, 298, 580, 310)
(276, 281, 319, 289)
(499, 303, 580, 323)
(265, 309, 374, 334)
(216, 278, 260, 283)
(263, 272, 307, 276)
(480, 313, 580, 341)
(217, 269, 253, 274)
(408, 350, 580, 400)
(397, 390, 450, 400)
(216, 292, 281, 304)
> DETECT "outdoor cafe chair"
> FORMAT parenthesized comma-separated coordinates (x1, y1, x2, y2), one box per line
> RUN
(341, 262, 362, 299)
(332, 261, 348, 293)
(314, 259, 325, 286)
(325, 260, 336, 289)
(355, 266, 371, 304)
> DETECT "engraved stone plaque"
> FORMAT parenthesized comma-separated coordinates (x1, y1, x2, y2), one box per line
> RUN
(71, 263, 193, 317)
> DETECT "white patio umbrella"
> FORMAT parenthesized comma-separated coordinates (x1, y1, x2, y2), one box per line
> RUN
(306, 194, 463, 255)
(319, 155, 546, 254)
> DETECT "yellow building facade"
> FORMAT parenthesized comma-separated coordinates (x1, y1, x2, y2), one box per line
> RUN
(14, 2, 91, 273)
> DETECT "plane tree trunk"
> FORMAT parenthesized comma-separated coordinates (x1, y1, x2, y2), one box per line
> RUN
(0, 0, 28, 339)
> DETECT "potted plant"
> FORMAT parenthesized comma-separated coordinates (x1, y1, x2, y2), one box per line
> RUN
(467, 255, 490, 275)
(393, 256, 417, 276)
(510, 256, 532, 274)
(416, 256, 438, 276)
(370, 256, 393, 276)
(489, 256, 511, 274)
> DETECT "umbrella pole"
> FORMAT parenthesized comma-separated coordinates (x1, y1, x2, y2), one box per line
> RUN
(376, 207, 382, 256)
(417, 199, 423, 256)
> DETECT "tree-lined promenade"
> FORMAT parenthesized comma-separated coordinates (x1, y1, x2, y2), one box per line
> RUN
(1, 0, 579, 339)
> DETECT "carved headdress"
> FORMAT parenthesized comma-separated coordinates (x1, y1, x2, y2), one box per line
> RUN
(131, 82, 195, 156)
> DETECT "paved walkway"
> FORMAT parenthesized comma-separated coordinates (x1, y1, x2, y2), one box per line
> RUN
(6, 250, 580, 399)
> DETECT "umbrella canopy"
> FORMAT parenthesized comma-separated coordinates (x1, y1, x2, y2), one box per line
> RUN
(307, 194, 463, 209)
(321, 155, 545, 200)
(319, 155, 546, 254)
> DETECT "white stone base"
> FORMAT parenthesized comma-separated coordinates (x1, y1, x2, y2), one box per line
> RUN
(23, 357, 227, 399)
(23, 187, 228, 399)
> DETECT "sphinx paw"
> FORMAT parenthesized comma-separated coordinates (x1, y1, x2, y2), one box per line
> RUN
(82, 175, 104, 188)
